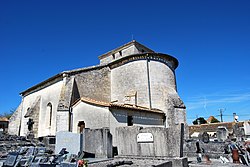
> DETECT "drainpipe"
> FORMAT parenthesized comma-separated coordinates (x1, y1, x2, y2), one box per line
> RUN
(69, 107, 73, 132)
(146, 55, 152, 109)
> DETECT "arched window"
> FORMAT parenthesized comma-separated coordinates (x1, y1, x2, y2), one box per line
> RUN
(47, 103, 52, 127)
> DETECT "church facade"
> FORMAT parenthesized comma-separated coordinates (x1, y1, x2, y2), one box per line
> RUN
(8, 41, 186, 144)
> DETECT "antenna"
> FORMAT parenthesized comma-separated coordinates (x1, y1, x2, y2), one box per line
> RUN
(131, 34, 134, 41)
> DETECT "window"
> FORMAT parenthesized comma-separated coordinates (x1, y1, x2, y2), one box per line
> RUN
(47, 103, 52, 127)
(112, 54, 115, 59)
(127, 116, 133, 126)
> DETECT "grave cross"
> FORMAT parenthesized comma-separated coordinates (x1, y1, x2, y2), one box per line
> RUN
(27, 118, 34, 131)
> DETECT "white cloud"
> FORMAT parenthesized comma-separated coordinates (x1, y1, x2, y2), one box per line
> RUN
(185, 91, 250, 111)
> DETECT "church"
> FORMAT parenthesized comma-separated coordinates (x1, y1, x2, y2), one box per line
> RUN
(8, 41, 186, 145)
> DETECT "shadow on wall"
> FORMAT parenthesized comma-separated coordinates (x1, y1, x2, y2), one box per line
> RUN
(110, 109, 164, 126)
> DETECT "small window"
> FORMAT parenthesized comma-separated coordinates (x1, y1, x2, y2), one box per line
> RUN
(47, 103, 52, 127)
(127, 116, 133, 126)
(112, 54, 115, 59)
(119, 51, 122, 56)
(141, 49, 145, 53)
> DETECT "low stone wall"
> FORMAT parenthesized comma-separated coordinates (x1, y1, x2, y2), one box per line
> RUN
(116, 125, 183, 157)
(184, 140, 225, 158)
(55, 128, 113, 158)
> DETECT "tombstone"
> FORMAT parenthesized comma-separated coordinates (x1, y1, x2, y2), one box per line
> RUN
(27, 118, 35, 139)
(195, 142, 202, 163)
(27, 118, 34, 131)
(4, 152, 19, 166)
(0, 128, 3, 136)
(201, 132, 210, 143)
(244, 121, 250, 136)
(25, 147, 35, 156)
(55, 131, 80, 155)
(217, 126, 228, 142)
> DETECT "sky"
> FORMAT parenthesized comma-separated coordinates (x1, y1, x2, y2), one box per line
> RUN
(0, 0, 250, 124)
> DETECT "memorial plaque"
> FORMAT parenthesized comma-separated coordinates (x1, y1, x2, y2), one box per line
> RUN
(137, 133, 153, 143)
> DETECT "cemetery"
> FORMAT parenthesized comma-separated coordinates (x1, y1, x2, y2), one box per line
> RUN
(3, 42, 250, 166)
(1, 121, 250, 166)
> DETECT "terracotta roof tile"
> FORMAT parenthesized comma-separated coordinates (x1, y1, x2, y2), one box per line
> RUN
(75, 97, 164, 114)
(0, 117, 9, 121)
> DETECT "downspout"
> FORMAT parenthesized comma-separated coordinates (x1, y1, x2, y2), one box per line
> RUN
(146, 55, 152, 109)
(69, 107, 73, 132)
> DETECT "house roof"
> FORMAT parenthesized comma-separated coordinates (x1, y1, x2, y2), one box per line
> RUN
(206, 116, 219, 123)
(72, 97, 164, 114)
(189, 121, 245, 135)
(0, 117, 9, 122)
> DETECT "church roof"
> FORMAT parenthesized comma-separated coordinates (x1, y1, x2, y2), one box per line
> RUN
(20, 41, 178, 97)
(72, 97, 164, 114)
(20, 64, 106, 96)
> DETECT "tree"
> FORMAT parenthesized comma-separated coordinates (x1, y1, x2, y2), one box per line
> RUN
(193, 117, 207, 125)
(0, 108, 15, 119)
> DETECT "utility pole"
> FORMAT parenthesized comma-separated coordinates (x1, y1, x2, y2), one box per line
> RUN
(218, 108, 226, 122)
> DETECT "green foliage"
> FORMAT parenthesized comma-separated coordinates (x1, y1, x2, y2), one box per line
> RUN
(193, 117, 207, 125)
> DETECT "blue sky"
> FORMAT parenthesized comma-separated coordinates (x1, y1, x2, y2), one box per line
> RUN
(0, 0, 250, 124)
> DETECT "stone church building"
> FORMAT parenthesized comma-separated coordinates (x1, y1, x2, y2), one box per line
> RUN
(8, 41, 186, 145)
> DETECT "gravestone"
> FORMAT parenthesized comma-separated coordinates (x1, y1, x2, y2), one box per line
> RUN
(27, 118, 34, 131)
(55, 131, 80, 155)
(4, 152, 18, 166)
(201, 132, 210, 143)
(27, 118, 35, 139)
(217, 126, 228, 142)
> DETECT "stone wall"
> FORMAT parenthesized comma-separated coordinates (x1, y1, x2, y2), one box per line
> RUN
(56, 77, 77, 132)
(116, 125, 183, 157)
(110, 56, 177, 111)
(75, 67, 110, 102)
(83, 128, 113, 158)
(8, 104, 22, 135)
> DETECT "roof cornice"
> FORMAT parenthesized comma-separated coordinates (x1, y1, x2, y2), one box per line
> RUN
(108, 52, 179, 70)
